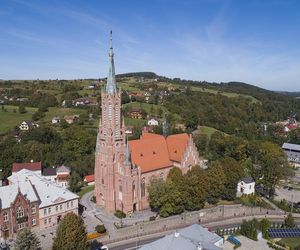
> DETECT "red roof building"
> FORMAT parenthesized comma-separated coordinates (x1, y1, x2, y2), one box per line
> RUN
(12, 162, 42, 173)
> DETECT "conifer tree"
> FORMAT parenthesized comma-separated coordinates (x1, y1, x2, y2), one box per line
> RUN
(52, 213, 88, 250)
(15, 228, 41, 250)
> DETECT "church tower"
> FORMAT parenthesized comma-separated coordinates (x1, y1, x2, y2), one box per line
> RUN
(94, 32, 134, 213)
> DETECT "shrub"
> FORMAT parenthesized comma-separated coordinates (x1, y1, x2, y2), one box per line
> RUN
(114, 210, 126, 219)
(149, 216, 156, 221)
(95, 224, 106, 234)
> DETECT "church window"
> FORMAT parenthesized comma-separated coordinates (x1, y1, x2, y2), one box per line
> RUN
(119, 184, 122, 192)
(3, 212, 8, 222)
(31, 205, 36, 214)
(16, 206, 24, 218)
(141, 178, 145, 197)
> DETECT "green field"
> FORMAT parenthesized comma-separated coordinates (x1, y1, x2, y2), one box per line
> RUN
(77, 185, 94, 198)
(124, 117, 146, 127)
(123, 102, 161, 114)
(194, 126, 227, 139)
(0, 105, 37, 133)
(43, 107, 87, 122)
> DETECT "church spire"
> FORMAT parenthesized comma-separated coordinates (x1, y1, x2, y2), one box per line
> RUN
(106, 30, 117, 94)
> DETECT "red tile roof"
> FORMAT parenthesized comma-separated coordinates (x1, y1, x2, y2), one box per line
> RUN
(166, 134, 189, 162)
(12, 162, 42, 173)
(84, 174, 95, 183)
(129, 134, 172, 173)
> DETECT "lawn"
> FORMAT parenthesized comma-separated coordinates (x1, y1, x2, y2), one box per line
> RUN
(77, 185, 94, 198)
(279, 238, 300, 249)
(195, 126, 226, 139)
(123, 102, 161, 115)
(43, 107, 87, 122)
(124, 117, 146, 127)
(0, 105, 37, 133)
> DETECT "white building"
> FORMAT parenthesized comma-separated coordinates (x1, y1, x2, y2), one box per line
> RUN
(8, 169, 78, 230)
(236, 177, 255, 197)
(19, 120, 39, 131)
(147, 117, 159, 126)
(282, 142, 300, 167)
(56, 165, 71, 187)
(139, 224, 223, 250)
(51, 117, 61, 124)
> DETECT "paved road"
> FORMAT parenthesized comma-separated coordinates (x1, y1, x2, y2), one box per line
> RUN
(106, 215, 300, 250)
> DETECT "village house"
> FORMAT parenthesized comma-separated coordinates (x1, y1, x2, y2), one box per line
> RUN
(129, 108, 143, 119)
(64, 115, 79, 124)
(147, 117, 159, 126)
(84, 175, 95, 186)
(12, 161, 42, 175)
(51, 116, 61, 124)
(125, 125, 134, 135)
(236, 177, 255, 197)
(19, 120, 39, 131)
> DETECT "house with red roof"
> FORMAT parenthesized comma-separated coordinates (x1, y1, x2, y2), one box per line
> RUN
(84, 175, 95, 186)
(12, 161, 42, 175)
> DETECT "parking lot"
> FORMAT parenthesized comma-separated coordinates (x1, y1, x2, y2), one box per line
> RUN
(275, 186, 300, 204)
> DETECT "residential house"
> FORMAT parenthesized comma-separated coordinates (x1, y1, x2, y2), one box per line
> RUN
(19, 121, 39, 131)
(125, 126, 133, 135)
(51, 117, 61, 124)
(64, 115, 79, 124)
(147, 117, 159, 126)
(56, 165, 70, 187)
(236, 177, 255, 197)
(130, 108, 143, 119)
(84, 175, 95, 186)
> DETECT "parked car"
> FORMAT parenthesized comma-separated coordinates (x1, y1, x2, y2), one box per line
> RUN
(288, 186, 294, 191)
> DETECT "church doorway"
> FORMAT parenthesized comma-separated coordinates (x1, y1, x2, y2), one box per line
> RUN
(133, 203, 137, 212)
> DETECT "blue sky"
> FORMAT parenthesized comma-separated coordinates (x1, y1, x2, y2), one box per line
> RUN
(0, 0, 300, 91)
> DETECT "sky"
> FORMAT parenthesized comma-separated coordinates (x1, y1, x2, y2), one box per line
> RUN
(0, 0, 300, 91)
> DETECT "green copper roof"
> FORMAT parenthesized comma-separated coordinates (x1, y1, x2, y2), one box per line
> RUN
(106, 31, 117, 94)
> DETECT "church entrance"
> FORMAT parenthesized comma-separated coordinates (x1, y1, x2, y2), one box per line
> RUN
(133, 203, 137, 212)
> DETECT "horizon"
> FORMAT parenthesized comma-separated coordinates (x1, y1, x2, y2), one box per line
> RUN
(1, 0, 300, 91)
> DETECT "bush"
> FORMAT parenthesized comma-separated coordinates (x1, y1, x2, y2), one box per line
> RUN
(149, 216, 156, 221)
(95, 224, 106, 234)
(114, 210, 126, 219)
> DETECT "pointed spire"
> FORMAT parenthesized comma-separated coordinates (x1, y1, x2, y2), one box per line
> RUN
(163, 111, 169, 137)
(106, 30, 117, 94)
(124, 136, 131, 165)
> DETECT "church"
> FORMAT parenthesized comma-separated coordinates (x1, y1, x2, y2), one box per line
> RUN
(94, 33, 201, 214)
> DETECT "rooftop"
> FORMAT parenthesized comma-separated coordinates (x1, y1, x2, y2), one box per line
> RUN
(0, 181, 39, 209)
(282, 142, 300, 152)
(139, 224, 222, 250)
(12, 161, 42, 173)
(8, 169, 78, 208)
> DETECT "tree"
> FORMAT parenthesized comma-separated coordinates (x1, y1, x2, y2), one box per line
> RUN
(206, 162, 226, 204)
(221, 157, 244, 200)
(18, 104, 27, 114)
(69, 171, 82, 193)
(284, 213, 296, 228)
(259, 218, 271, 239)
(53, 213, 88, 250)
(15, 228, 41, 250)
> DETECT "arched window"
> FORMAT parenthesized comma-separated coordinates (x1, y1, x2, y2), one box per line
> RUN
(16, 206, 24, 218)
(3, 212, 8, 222)
(141, 178, 146, 197)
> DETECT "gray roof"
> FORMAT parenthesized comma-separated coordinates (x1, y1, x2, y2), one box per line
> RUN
(0, 181, 39, 209)
(242, 176, 254, 184)
(282, 143, 300, 152)
(8, 169, 78, 208)
(43, 167, 57, 176)
(139, 224, 222, 250)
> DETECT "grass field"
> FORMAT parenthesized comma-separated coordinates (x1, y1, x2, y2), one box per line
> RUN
(123, 102, 161, 115)
(279, 238, 300, 249)
(196, 126, 222, 138)
(0, 105, 37, 133)
(43, 107, 87, 122)
(124, 117, 146, 127)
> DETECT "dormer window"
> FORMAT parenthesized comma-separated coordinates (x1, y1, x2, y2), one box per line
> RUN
(153, 151, 156, 155)
(140, 153, 143, 157)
